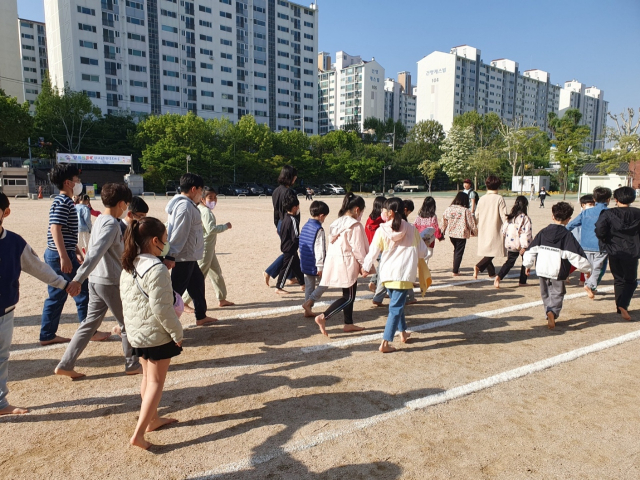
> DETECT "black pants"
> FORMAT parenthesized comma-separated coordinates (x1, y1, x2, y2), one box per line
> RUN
(323, 281, 357, 324)
(540, 196, 546, 207)
(497, 251, 527, 284)
(476, 256, 496, 277)
(450, 238, 466, 274)
(277, 251, 304, 290)
(305, 194, 313, 200)
(609, 256, 638, 310)
(172, 261, 207, 320)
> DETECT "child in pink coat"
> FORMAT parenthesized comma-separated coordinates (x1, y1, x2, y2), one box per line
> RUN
(315, 193, 369, 337)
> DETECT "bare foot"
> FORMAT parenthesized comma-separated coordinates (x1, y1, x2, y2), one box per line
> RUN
(379, 344, 397, 353)
(263, 271, 270, 287)
(494, 277, 500, 289)
(40, 335, 70, 346)
(196, 316, 218, 326)
(286, 278, 299, 286)
(584, 284, 595, 299)
(183, 304, 195, 314)
(343, 324, 365, 332)
(579, 281, 585, 286)
(126, 366, 143, 376)
(518, 283, 530, 287)
(405, 299, 418, 305)
(218, 300, 235, 307)
(619, 307, 632, 321)
(473, 266, 479, 279)
(54, 367, 86, 380)
(451, 272, 461, 277)
(90, 331, 110, 342)
(0, 404, 29, 415)
(146, 417, 178, 432)
(300, 285, 306, 292)
(111, 325, 122, 336)
(400, 331, 411, 343)
(315, 314, 328, 336)
(130, 436, 151, 450)
(275, 289, 289, 296)
(302, 300, 315, 318)
(368, 282, 376, 293)
(372, 301, 384, 307)
(547, 311, 556, 330)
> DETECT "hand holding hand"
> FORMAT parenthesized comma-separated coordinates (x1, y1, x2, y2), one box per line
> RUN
(360, 268, 370, 278)
(66, 281, 81, 297)
(163, 259, 176, 270)
(519, 248, 526, 255)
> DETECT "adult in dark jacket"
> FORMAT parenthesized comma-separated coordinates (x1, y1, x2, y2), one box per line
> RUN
(264, 165, 300, 286)
(595, 186, 640, 320)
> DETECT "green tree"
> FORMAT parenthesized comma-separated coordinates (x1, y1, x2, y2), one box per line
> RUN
(600, 107, 640, 173)
(81, 113, 138, 156)
(403, 120, 445, 192)
(0, 89, 33, 156)
(453, 111, 503, 149)
(439, 125, 475, 188)
(34, 79, 102, 153)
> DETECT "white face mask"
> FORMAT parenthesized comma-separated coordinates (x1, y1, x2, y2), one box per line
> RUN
(118, 208, 128, 220)
(72, 181, 83, 196)
(205, 200, 216, 210)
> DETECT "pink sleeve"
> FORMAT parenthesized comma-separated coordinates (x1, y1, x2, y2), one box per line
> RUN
(348, 224, 369, 266)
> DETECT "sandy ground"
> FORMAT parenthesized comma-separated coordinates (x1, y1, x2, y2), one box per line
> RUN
(1, 192, 640, 479)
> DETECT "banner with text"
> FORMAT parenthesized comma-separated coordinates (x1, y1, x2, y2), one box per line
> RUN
(57, 153, 132, 165)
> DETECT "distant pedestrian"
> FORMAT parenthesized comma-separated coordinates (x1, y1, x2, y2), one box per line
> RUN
(305, 187, 314, 201)
(530, 184, 536, 201)
(463, 179, 478, 215)
(538, 186, 549, 208)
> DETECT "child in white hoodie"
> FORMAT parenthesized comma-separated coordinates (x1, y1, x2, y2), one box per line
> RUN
(363, 198, 427, 353)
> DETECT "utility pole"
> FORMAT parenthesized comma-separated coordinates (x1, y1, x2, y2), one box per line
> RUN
(186, 154, 191, 173)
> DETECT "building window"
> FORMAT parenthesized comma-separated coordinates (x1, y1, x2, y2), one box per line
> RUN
(220, 39, 232, 46)
(126, 1, 144, 9)
(163, 70, 179, 77)
(129, 64, 147, 72)
(201, 104, 214, 111)
(162, 25, 178, 33)
(83, 90, 101, 98)
(255, 85, 266, 91)
(162, 40, 178, 48)
(220, 11, 232, 19)
(201, 76, 214, 83)
(130, 95, 148, 103)
(129, 48, 146, 57)
(199, 20, 212, 28)
(127, 17, 145, 26)
(130, 80, 148, 87)
(221, 80, 233, 86)
(222, 107, 234, 113)
(81, 74, 100, 82)
(200, 34, 213, 42)
(77, 6, 96, 15)
(80, 57, 99, 66)
(220, 25, 231, 32)
(199, 5, 212, 12)
(164, 99, 180, 106)
(78, 24, 97, 33)
(220, 66, 232, 73)
(200, 62, 213, 69)
(161, 9, 177, 18)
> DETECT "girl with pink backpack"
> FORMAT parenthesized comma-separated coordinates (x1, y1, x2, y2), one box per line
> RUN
(494, 196, 533, 288)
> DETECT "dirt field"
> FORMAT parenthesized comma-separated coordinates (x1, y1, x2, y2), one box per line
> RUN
(2, 193, 640, 479)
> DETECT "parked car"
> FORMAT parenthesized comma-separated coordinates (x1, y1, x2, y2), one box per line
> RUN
(219, 184, 249, 196)
(258, 183, 276, 195)
(321, 183, 345, 195)
(241, 182, 265, 195)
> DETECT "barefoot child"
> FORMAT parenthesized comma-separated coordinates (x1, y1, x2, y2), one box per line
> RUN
(595, 187, 640, 321)
(365, 196, 385, 295)
(441, 192, 477, 276)
(314, 193, 369, 336)
(275, 195, 305, 294)
(120, 217, 184, 449)
(300, 201, 329, 317)
(0, 193, 81, 415)
(363, 198, 427, 353)
(413, 196, 444, 264)
(494, 196, 532, 288)
(523, 202, 592, 329)
(76, 195, 92, 255)
(55, 183, 142, 379)
(183, 187, 234, 309)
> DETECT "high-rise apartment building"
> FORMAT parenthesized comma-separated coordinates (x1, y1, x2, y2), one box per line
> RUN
(416, 45, 606, 152)
(44, 0, 318, 133)
(18, 19, 49, 110)
(559, 80, 608, 151)
(317, 50, 384, 134)
(0, 1, 25, 102)
(317, 50, 330, 71)
(384, 76, 416, 132)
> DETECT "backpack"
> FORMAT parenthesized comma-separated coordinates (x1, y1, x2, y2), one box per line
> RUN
(501, 218, 523, 251)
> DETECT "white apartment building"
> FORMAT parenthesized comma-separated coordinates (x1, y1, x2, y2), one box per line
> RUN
(0, 1, 25, 102)
(384, 76, 416, 132)
(559, 80, 608, 151)
(317, 50, 384, 134)
(18, 19, 49, 110)
(45, 0, 318, 133)
(416, 45, 606, 152)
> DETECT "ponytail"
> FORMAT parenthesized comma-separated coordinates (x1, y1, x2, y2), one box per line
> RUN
(338, 192, 365, 217)
(121, 217, 166, 273)
(383, 197, 404, 232)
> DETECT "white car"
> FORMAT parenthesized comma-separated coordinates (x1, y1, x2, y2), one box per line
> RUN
(322, 183, 345, 195)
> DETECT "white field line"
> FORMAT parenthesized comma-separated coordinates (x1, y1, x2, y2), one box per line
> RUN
(186, 327, 640, 479)
(9, 275, 513, 357)
(300, 286, 615, 353)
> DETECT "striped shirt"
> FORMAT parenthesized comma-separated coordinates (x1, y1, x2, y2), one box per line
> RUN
(47, 194, 78, 251)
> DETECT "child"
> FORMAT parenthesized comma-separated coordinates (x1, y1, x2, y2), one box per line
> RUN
(300, 201, 329, 317)
(314, 193, 369, 336)
(120, 217, 183, 449)
(403, 199, 415, 221)
(76, 195, 92, 255)
(0, 193, 81, 415)
(441, 192, 477, 276)
(55, 183, 141, 379)
(538, 187, 549, 208)
(363, 198, 427, 353)
(305, 186, 314, 201)
(40, 163, 90, 346)
(565, 194, 594, 286)
(567, 189, 610, 297)
(595, 187, 640, 321)
(183, 187, 234, 309)
(276, 195, 305, 294)
(494, 196, 532, 288)
(119, 195, 149, 235)
(413, 196, 444, 263)
(523, 202, 592, 329)
(365, 196, 386, 293)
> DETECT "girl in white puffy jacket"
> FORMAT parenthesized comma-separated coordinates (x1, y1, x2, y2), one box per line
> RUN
(120, 217, 184, 450)
(363, 198, 427, 353)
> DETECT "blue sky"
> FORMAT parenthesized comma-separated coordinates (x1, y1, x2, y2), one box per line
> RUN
(19, 0, 640, 131)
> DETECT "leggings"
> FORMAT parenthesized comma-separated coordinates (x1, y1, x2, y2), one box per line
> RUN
(323, 281, 357, 324)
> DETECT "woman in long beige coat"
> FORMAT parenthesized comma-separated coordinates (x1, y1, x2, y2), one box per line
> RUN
(474, 175, 507, 278)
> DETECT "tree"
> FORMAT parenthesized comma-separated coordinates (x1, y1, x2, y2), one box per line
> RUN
(453, 111, 503, 149)
(439, 125, 475, 188)
(548, 110, 591, 199)
(601, 107, 640, 174)
(404, 120, 445, 193)
(34, 79, 102, 153)
(0, 89, 33, 156)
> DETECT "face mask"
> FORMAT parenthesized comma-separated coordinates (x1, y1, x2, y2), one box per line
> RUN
(158, 240, 170, 257)
(381, 211, 389, 222)
(0, 211, 4, 228)
(205, 200, 216, 210)
(118, 204, 129, 220)
(72, 181, 83, 196)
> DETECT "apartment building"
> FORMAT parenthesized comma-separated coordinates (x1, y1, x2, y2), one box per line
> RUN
(559, 80, 608, 151)
(317, 50, 384, 134)
(416, 45, 606, 152)
(44, 0, 318, 133)
(0, 1, 24, 102)
(384, 76, 416, 132)
(18, 19, 49, 110)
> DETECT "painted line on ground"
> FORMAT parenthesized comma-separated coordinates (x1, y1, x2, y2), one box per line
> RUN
(300, 286, 615, 353)
(186, 326, 640, 479)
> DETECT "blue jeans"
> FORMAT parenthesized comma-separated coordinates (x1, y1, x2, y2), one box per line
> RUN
(383, 289, 409, 342)
(0, 310, 14, 409)
(40, 249, 89, 342)
(265, 220, 293, 280)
